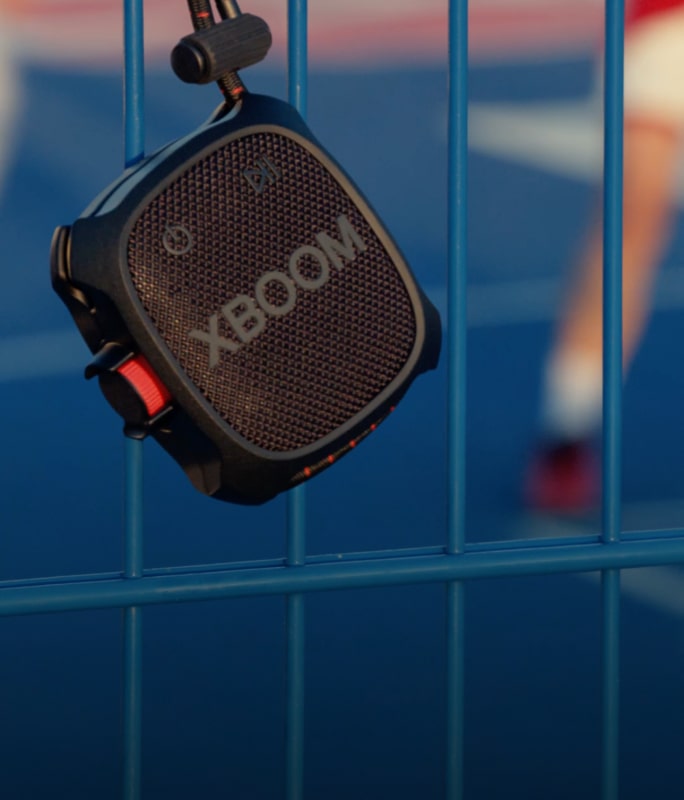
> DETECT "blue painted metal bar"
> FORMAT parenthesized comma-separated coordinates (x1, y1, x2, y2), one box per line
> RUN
(601, 2, 625, 796)
(285, 593, 306, 800)
(287, 0, 308, 119)
(124, 437, 145, 580)
(286, 4, 308, 798)
(602, 569, 621, 800)
(4, 533, 684, 616)
(445, 581, 465, 800)
(123, 0, 145, 168)
(446, 0, 468, 796)
(287, 494, 307, 569)
(122, 2, 145, 796)
(121, 270, 145, 781)
(602, 0, 624, 543)
(122, 606, 144, 800)
(447, 0, 468, 556)
(1, 525, 679, 595)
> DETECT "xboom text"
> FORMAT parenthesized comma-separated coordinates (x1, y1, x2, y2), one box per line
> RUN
(189, 214, 368, 367)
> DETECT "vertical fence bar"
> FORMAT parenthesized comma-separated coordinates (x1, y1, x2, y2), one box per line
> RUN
(445, 0, 468, 798)
(445, 581, 465, 800)
(285, 4, 308, 799)
(285, 592, 305, 800)
(601, 570, 620, 800)
(123, 438, 145, 581)
(122, 608, 144, 800)
(601, 0, 624, 798)
(122, 2, 145, 798)
(603, 0, 624, 544)
(447, 0, 468, 555)
(122, 437, 145, 800)
(287, 0, 308, 119)
(123, 0, 145, 168)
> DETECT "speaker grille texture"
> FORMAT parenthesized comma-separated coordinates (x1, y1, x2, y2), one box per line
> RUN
(127, 129, 416, 452)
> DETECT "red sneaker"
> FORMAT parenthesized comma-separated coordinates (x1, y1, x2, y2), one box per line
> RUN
(525, 440, 599, 513)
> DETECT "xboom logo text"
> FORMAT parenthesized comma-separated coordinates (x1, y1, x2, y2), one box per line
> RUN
(189, 214, 368, 367)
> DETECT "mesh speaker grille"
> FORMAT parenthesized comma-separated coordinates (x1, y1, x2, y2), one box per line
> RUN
(127, 130, 416, 452)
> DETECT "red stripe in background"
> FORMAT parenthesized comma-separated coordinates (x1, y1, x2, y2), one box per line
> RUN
(3, 1, 604, 64)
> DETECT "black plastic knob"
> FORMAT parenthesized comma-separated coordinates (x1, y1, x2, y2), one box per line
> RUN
(171, 13, 272, 84)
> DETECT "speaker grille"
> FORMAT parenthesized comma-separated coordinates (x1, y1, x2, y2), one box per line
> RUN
(127, 130, 416, 452)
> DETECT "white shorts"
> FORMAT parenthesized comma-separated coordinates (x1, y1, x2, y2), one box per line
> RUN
(624, 7, 684, 127)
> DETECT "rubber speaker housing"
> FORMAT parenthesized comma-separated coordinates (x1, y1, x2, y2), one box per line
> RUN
(51, 94, 441, 504)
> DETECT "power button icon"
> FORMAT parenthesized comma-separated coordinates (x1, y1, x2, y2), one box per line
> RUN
(162, 223, 193, 256)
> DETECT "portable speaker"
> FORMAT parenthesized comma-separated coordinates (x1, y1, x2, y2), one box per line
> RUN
(51, 37, 441, 505)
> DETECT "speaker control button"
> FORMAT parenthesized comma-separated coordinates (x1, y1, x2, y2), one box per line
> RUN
(97, 354, 172, 425)
(117, 356, 172, 417)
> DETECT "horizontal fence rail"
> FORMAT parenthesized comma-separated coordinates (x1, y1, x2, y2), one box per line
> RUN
(2, 532, 684, 617)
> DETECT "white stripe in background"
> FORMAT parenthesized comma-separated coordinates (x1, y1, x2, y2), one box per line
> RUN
(515, 509, 684, 618)
(612, 567, 684, 617)
(425, 266, 684, 329)
(469, 100, 603, 183)
(578, 566, 684, 618)
(468, 99, 684, 200)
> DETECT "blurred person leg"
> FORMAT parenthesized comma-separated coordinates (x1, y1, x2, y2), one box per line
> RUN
(0, 7, 22, 198)
(527, 4, 684, 512)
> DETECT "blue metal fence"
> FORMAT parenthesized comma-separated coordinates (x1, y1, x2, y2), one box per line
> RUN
(3, 0, 684, 798)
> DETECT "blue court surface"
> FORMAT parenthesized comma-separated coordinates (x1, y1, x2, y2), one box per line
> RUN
(1, 48, 684, 799)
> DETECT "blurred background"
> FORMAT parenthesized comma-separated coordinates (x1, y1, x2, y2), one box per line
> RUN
(1, 1, 684, 797)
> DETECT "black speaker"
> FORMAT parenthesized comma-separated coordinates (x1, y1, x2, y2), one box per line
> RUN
(52, 87, 440, 504)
